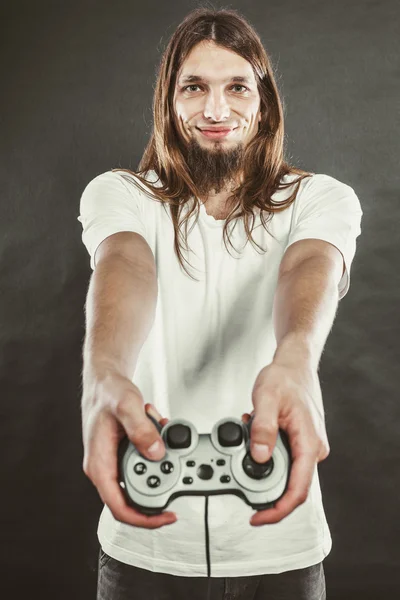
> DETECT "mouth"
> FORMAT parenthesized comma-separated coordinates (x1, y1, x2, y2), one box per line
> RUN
(197, 127, 237, 139)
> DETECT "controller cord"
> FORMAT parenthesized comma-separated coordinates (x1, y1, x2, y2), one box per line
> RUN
(204, 495, 211, 600)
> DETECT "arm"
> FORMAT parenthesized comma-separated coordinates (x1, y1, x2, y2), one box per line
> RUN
(247, 238, 344, 525)
(83, 252, 158, 388)
(81, 237, 177, 528)
(272, 240, 343, 371)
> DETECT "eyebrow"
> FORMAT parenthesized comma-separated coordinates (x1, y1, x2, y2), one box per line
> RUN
(179, 75, 253, 85)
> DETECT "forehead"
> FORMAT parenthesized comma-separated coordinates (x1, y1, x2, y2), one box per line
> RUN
(177, 41, 256, 84)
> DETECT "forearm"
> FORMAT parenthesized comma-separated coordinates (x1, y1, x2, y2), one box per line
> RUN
(82, 255, 158, 388)
(272, 257, 340, 371)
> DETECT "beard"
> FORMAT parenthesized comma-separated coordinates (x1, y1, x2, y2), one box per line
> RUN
(184, 133, 245, 199)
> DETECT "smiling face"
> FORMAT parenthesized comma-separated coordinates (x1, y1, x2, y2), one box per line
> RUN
(173, 40, 262, 199)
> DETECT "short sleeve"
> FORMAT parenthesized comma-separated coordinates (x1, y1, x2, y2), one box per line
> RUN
(286, 173, 363, 299)
(77, 170, 148, 270)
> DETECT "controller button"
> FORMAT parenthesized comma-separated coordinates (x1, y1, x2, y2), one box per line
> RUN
(167, 424, 191, 449)
(186, 460, 195, 467)
(218, 422, 243, 447)
(147, 475, 161, 488)
(183, 476, 193, 484)
(216, 459, 226, 466)
(242, 452, 274, 480)
(197, 464, 214, 480)
(134, 462, 147, 475)
(160, 461, 174, 474)
(220, 475, 231, 483)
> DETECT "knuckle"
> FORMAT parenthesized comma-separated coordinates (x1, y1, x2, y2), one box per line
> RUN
(130, 428, 146, 446)
(82, 458, 93, 480)
(317, 438, 330, 460)
(276, 512, 287, 523)
(297, 490, 308, 505)
(131, 426, 156, 449)
(254, 380, 280, 400)
(252, 420, 277, 440)
(115, 395, 135, 419)
(109, 508, 124, 523)
(320, 447, 330, 461)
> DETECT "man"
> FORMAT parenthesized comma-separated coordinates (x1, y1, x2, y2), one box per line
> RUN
(77, 8, 363, 600)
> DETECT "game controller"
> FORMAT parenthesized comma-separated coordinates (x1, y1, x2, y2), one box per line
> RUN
(118, 414, 292, 515)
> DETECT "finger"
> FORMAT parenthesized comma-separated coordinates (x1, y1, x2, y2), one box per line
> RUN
(88, 417, 177, 528)
(145, 403, 169, 427)
(241, 412, 251, 424)
(250, 451, 316, 525)
(115, 393, 166, 461)
(250, 386, 279, 463)
(99, 475, 177, 529)
(250, 411, 279, 463)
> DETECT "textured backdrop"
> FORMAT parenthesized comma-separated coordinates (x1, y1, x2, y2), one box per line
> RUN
(1, 0, 398, 598)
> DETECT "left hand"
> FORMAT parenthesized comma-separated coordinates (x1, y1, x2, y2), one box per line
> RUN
(242, 361, 330, 526)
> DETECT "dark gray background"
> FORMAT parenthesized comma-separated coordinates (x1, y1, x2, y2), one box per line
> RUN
(1, 0, 398, 598)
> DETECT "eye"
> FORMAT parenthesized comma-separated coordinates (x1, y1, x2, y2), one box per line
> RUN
(231, 84, 248, 93)
(182, 84, 249, 93)
(182, 85, 202, 93)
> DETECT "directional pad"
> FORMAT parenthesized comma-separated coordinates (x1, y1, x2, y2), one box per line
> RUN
(218, 422, 243, 447)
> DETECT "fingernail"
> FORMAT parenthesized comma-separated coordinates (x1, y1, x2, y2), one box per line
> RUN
(147, 440, 162, 457)
(253, 443, 270, 462)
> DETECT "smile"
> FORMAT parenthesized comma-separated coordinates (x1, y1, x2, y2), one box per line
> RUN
(197, 128, 237, 139)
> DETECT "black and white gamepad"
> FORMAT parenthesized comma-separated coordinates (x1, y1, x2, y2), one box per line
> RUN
(118, 414, 292, 515)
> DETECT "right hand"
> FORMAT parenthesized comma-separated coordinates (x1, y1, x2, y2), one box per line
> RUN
(81, 371, 177, 528)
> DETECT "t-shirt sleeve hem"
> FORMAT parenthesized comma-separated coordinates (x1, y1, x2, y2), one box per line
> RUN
(90, 227, 147, 271)
(77, 170, 149, 271)
(285, 233, 353, 300)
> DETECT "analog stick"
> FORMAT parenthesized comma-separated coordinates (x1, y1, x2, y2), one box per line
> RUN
(242, 451, 274, 479)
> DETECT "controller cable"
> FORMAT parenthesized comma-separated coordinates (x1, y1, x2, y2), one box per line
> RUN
(204, 494, 212, 600)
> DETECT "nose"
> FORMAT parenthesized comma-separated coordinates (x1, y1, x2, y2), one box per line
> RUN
(203, 90, 231, 122)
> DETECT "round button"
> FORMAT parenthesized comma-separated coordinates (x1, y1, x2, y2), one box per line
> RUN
(160, 461, 174, 474)
(197, 464, 214, 480)
(147, 475, 161, 488)
(166, 424, 191, 449)
(134, 462, 147, 475)
(242, 451, 274, 480)
(218, 422, 243, 447)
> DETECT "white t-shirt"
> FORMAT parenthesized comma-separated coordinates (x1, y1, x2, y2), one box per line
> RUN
(77, 169, 363, 577)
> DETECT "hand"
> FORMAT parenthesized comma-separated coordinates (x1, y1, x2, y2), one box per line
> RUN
(241, 361, 330, 526)
(81, 371, 177, 528)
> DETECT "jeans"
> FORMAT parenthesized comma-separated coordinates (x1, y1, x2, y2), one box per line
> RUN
(97, 548, 326, 600)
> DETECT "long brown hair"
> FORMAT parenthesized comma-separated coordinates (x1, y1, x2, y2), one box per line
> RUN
(112, 6, 312, 280)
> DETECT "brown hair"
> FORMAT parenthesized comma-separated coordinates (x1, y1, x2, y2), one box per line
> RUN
(112, 6, 312, 280)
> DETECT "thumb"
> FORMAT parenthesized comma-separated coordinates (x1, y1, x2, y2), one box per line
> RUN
(249, 411, 279, 464)
(115, 393, 165, 461)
